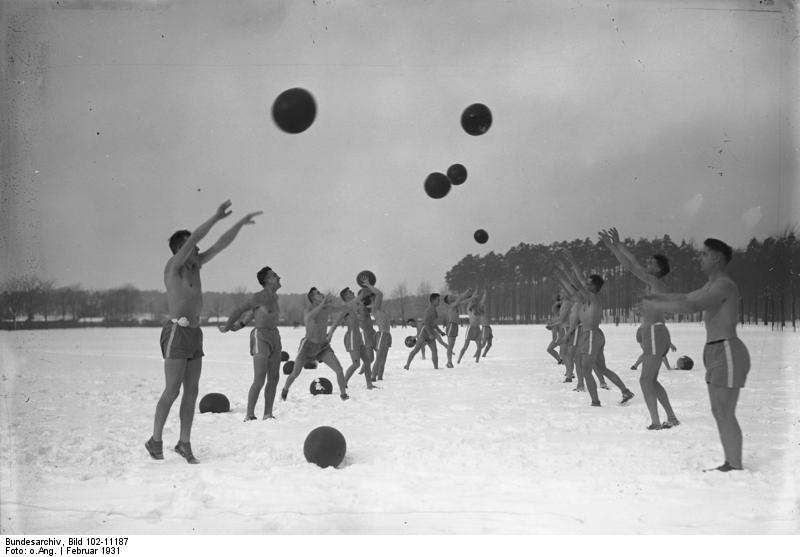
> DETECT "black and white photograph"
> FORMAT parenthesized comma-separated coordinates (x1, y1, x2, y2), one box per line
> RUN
(1, 0, 798, 547)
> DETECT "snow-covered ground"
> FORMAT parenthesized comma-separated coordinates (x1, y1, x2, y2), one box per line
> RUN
(1, 323, 798, 537)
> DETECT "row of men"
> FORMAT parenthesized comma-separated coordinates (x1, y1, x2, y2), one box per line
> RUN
(541, 227, 750, 472)
(144, 200, 495, 464)
(144, 201, 751, 472)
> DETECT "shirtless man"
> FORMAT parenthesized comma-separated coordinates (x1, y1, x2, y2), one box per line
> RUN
(479, 310, 494, 358)
(441, 288, 473, 367)
(361, 283, 391, 381)
(550, 285, 580, 383)
(645, 238, 750, 472)
(219, 266, 282, 421)
(556, 252, 634, 407)
(146, 200, 261, 464)
(330, 287, 374, 389)
(282, 288, 353, 401)
(457, 290, 484, 364)
(600, 228, 679, 430)
(545, 294, 565, 365)
(404, 293, 448, 370)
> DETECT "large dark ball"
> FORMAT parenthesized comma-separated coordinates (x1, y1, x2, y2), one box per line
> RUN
(283, 360, 295, 375)
(310, 377, 333, 395)
(447, 164, 468, 185)
(676, 356, 694, 370)
(303, 426, 346, 469)
(356, 270, 377, 286)
(198, 393, 230, 414)
(474, 229, 489, 244)
(424, 172, 451, 199)
(281, 350, 290, 362)
(404, 335, 417, 348)
(271, 88, 317, 134)
(461, 103, 492, 136)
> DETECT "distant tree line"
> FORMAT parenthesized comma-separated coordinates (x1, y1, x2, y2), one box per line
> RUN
(444, 229, 798, 330)
(2, 230, 796, 330)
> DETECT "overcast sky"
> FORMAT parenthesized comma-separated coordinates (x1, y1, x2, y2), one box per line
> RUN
(2, 0, 797, 296)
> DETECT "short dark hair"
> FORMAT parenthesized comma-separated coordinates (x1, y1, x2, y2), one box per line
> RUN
(429, 293, 440, 303)
(257, 266, 273, 286)
(588, 274, 604, 291)
(307, 287, 319, 303)
(652, 254, 670, 277)
(168, 230, 191, 254)
(339, 287, 353, 300)
(704, 238, 733, 263)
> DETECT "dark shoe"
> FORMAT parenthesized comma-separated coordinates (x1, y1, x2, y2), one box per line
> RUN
(620, 391, 635, 405)
(647, 423, 663, 430)
(243, 415, 257, 422)
(563, 377, 573, 383)
(340, 393, 350, 401)
(590, 400, 601, 407)
(145, 437, 163, 460)
(174, 441, 199, 464)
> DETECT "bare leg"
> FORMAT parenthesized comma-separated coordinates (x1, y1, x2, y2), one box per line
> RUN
(262, 354, 280, 418)
(446, 336, 456, 367)
(547, 338, 561, 363)
(457, 337, 471, 364)
(639, 354, 662, 427)
(581, 354, 600, 405)
(320, 352, 348, 398)
(178, 357, 202, 443)
(707, 384, 743, 469)
(246, 355, 268, 419)
(482, 337, 493, 357)
(281, 357, 304, 397)
(343, 353, 360, 386)
(153, 358, 187, 442)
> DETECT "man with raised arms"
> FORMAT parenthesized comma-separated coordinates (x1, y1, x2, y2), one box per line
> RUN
(219, 266, 282, 421)
(329, 287, 374, 390)
(146, 200, 262, 464)
(360, 283, 392, 381)
(600, 227, 680, 430)
(282, 288, 355, 401)
(441, 288, 474, 368)
(556, 251, 634, 407)
(644, 239, 750, 472)
(404, 293, 448, 370)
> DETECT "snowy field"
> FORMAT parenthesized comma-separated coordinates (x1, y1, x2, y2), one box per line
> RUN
(1, 323, 798, 538)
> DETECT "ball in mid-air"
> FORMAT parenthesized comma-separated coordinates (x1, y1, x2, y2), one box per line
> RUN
(271, 87, 317, 134)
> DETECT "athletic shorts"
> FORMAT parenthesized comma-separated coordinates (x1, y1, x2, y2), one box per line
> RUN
(703, 337, 751, 389)
(466, 325, 481, 341)
(344, 328, 364, 354)
(160, 321, 204, 360)
(446, 322, 459, 338)
(578, 328, 605, 357)
(565, 326, 580, 349)
(555, 326, 567, 343)
(482, 325, 493, 341)
(297, 338, 335, 365)
(360, 323, 376, 349)
(375, 331, 392, 352)
(250, 327, 282, 359)
(639, 323, 671, 357)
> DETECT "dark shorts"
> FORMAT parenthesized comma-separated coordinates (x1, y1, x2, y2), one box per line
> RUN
(297, 338, 336, 365)
(639, 323, 671, 357)
(703, 337, 750, 389)
(578, 328, 605, 357)
(375, 331, 392, 352)
(360, 323, 376, 349)
(466, 325, 481, 341)
(482, 325, 493, 341)
(160, 322, 204, 360)
(250, 327, 281, 360)
(446, 322, 459, 338)
(344, 328, 364, 354)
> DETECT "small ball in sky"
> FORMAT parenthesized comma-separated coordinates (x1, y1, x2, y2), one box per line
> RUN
(271, 88, 317, 134)
(424, 172, 451, 199)
(447, 164, 468, 185)
(461, 103, 492, 136)
(474, 229, 489, 244)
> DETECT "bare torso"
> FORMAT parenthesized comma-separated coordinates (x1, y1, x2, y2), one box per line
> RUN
(253, 289, 280, 328)
(578, 294, 603, 330)
(701, 275, 740, 342)
(164, 257, 203, 327)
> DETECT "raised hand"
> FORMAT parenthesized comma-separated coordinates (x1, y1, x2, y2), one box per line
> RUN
(238, 211, 263, 226)
(608, 227, 621, 244)
(215, 200, 233, 220)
